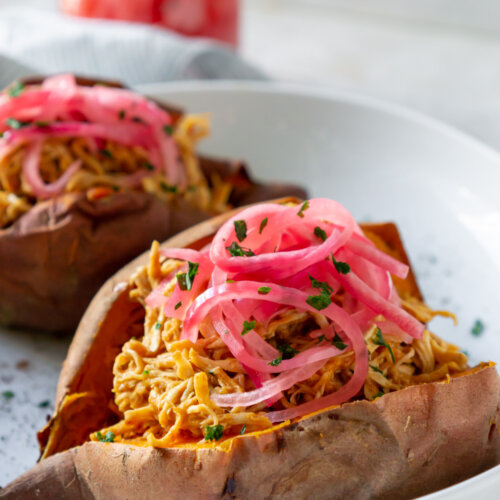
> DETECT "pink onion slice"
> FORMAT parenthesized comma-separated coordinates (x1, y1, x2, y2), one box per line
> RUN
(22, 140, 81, 199)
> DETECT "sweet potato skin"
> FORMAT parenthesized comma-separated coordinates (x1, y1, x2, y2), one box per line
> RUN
(3, 365, 500, 500)
(2, 205, 500, 499)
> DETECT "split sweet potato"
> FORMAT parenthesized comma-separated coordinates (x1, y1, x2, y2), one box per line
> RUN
(1, 201, 499, 500)
(0, 77, 305, 331)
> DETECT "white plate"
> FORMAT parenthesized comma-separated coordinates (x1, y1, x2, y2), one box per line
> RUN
(1, 81, 499, 497)
(140, 80, 500, 499)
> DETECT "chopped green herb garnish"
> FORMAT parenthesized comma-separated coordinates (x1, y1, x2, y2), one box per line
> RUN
(155, 322, 161, 330)
(240, 424, 246, 435)
(144, 161, 155, 171)
(306, 275, 333, 311)
(471, 319, 484, 337)
(277, 343, 298, 360)
(268, 356, 283, 366)
(372, 328, 395, 363)
(332, 254, 350, 274)
(226, 279, 235, 283)
(99, 149, 113, 159)
(96, 431, 115, 443)
(259, 217, 268, 234)
(309, 275, 333, 296)
(118, 109, 126, 120)
(8, 81, 24, 98)
(112, 185, 120, 192)
(2, 391, 14, 400)
(234, 220, 247, 242)
(297, 200, 309, 218)
(143, 370, 149, 375)
(38, 400, 50, 408)
(176, 261, 199, 291)
(314, 226, 327, 242)
(306, 294, 331, 311)
(204, 424, 224, 441)
(331, 331, 347, 350)
(163, 124, 174, 136)
(316, 334, 327, 344)
(369, 364, 385, 376)
(160, 181, 177, 193)
(174, 301, 182, 310)
(5, 118, 28, 129)
(374, 391, 384, 399)
(241, 320, 256, 336)
(258, 286, 271, 295)
(226, 242, 255, 257)
(34, 121, 50, 128)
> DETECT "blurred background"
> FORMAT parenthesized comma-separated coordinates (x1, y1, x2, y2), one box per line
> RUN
(0, 0, 499, 150)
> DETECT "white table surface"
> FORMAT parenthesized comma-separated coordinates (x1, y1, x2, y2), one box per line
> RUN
(2, 0, 500, 488)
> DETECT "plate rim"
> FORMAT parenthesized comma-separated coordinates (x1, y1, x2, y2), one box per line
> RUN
(137, 79, 500, 168)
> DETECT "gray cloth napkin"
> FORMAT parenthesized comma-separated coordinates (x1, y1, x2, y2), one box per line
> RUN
(0, 8, 265, 88)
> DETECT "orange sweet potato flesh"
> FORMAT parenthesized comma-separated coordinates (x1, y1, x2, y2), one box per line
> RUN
(0, 77, 306, 331)
(2, 200, 500, 500)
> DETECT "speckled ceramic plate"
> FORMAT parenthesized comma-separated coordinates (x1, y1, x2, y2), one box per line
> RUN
(1, 81, 499, 496)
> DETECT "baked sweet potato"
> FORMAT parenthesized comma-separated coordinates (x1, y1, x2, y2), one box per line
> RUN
(0, 76, 305, 331)
(2, 199, 499, 500)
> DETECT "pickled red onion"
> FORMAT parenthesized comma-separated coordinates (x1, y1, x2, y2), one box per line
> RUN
(146, 198, 425, 422)
(0, 74, 180, 199)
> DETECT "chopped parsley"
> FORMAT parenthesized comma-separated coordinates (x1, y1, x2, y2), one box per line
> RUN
(277, 343, 298, 360)
(174, 301, 182, 310)
(204, 424, 224, 441)
(176, 261, 199, 291)
(374, 391, 384, 399)
(309, 275, 333, 296)
(314, 226, 327, 242)
(5, 118, 28, 129)
(316, 334, 327, 344)
(144, 161, 155, 171)
(118, 109, 126, 120)
(372, 328, 395, 363)
(160, 181, 177, 193)
(35, 121, 50, 128)
(297, 200, 309, 218)
(306, 294, 331, 311)
(96, 431, 115, 443)
(258, 286, 271, 295)
(369, 364, 385, 376)
(241, 320, 256, 336)
(112, 185, 120, 192)
(226, 279, 235, 283)
(234, 220, 247, 242)
(240, 424, 246, 435)
(8, 81, 24, 98)
(99, 149, 113, 159)
(163, 124, 174, 136)
(2, 391, 14, 400)
(332, 254, 350, 274)
(471, 319, 484, 337)
(155, 322, 161, 330)
(143, 370, 150, 376)
(226, 242, 255, 257)
(331, 331, 347, 350)
(38, 400, 50, 408)
(259, 217, 268, 234)
(268, 357, 282, 366)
